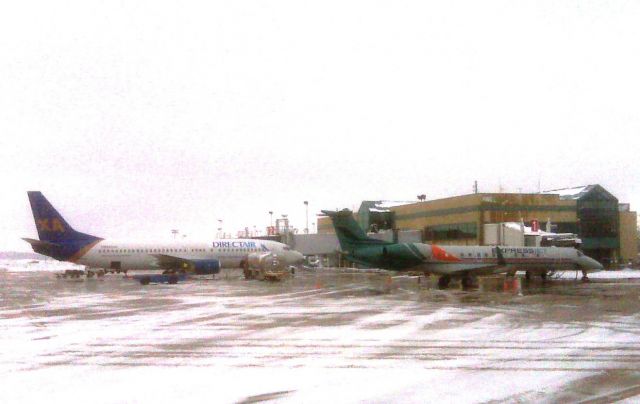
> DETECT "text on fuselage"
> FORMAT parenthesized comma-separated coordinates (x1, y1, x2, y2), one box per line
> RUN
(212, 241, 257, 248)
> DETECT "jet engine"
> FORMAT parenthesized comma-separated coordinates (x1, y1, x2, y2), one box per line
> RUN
(190, 259, 221, 275)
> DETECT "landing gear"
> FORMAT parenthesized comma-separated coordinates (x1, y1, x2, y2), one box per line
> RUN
(581, 270, 590, 282)
(461, 275, 476, 289)
(540, 271, 548, 281)
(139, 276, 151, 285)
(438, 275, 451, 289)
(525, 271, 532, 281)
(241, 260, 252, 280)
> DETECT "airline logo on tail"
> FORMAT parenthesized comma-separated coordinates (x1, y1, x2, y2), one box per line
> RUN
(37, 218, 66, 233)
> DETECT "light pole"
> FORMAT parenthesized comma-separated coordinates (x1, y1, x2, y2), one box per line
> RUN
(269, 211, 273, 227)
(304, 201, 309, 234)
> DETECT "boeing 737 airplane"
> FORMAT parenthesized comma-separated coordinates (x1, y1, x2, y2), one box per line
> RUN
(23, 192, 304, 279)
(322, 209, 603, 288)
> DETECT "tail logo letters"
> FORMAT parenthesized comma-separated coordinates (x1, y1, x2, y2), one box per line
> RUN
(37, 218, 65, 233)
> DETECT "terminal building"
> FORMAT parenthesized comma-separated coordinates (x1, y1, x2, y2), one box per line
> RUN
(317, 185, 638, 266)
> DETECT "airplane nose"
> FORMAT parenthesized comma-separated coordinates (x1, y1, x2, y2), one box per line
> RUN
(582, 256, 603, 271)
(287, 251, 304, 265)
(590, 258, 604, 271)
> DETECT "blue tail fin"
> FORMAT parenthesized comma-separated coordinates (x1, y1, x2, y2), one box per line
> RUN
(25, 192, 102, 261)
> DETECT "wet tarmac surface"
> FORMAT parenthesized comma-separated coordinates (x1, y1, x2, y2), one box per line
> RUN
(2, 267, 640, 403)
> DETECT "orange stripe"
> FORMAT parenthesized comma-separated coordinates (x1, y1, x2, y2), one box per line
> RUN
(69, 240, 102, 263)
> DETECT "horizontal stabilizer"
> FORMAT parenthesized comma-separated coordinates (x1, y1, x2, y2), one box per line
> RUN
(22, 238, 61, 248)
(22, 237, 64, 256)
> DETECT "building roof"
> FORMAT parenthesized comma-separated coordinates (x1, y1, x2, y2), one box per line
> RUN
(359, 200, 415, 213)
(541, 185, 596, 200)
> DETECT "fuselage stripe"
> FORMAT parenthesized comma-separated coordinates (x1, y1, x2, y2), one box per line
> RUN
(406, 244, 426, 260)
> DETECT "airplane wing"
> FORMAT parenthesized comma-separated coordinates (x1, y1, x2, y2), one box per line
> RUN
(150, 254, 220, 274)
(150, 254, 191, 270)
(426, 262, 508, 277)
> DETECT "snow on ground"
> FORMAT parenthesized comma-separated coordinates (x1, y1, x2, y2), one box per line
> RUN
(552, 267, 640, 279)
(3, 269, 640, 403)
(0, 259, 84, 272)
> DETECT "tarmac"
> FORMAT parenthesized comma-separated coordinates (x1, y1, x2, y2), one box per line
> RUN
(2, 265, 640, 403)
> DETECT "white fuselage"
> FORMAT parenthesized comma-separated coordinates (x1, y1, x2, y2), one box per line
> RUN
(401, 244, 602, 275)
(76, 239, 303, 270)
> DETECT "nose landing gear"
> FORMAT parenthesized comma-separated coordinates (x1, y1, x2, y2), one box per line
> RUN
(581, 269, 590, 282)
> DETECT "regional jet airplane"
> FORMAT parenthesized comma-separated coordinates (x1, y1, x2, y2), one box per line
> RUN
(23, 192, 304, 278)
(322, 209, 603, 288)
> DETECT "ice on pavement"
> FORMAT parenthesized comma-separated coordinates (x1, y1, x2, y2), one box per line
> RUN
(3, 268, 640, 403)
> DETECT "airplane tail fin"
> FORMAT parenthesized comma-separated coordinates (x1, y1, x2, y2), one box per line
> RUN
(321, 209, 389, 251)
(25, 191, 101, 260)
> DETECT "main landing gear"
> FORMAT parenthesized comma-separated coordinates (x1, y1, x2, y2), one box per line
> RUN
(438, 275, 451, 289)
(524, 270, 548, 282)
(461, 274, 477, 289)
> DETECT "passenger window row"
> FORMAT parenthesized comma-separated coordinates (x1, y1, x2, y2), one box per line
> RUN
(99, 247, 263, 254)
(460, 252, 490, 258)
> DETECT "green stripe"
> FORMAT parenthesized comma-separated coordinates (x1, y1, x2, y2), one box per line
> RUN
(406, 243, 426, 260)
(395, 204, 575, 221)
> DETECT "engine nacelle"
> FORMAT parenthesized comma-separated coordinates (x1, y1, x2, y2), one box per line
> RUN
(247, 252, 285, 271)
(190, 259, 221, 275)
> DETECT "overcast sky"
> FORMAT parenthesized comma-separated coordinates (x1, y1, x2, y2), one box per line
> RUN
(1, 0, 639, 251)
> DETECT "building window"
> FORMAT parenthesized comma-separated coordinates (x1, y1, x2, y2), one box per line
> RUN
(424, 222, 478, 241)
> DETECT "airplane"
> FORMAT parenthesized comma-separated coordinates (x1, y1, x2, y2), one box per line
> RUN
(321, 209, 603, 288)
(23, 191, 304, 282)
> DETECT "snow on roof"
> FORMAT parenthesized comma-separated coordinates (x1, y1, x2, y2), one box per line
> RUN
(501, 222, 577, 238)
(541, 185, 594, 200)
(374, 200, 415, 209)
(360, 200, 416, 212)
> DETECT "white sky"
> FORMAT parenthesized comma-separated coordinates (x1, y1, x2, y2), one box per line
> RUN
(1, 0, 639, 251)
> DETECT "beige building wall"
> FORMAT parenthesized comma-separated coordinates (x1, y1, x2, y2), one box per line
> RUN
(479, 193, 576, 225)
(392, 193, 577, 245)
(393, 194, 482, 228)
(619, 211, 639, 262)
(317, 216, 334, 234)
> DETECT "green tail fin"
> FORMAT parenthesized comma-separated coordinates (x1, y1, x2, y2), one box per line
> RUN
(321, 209, 389, 251)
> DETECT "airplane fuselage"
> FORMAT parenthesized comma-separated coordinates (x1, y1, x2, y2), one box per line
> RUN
(75, 239, 301, 271)
(24, 191, 305, 274)
(346, 242, 603, 275)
